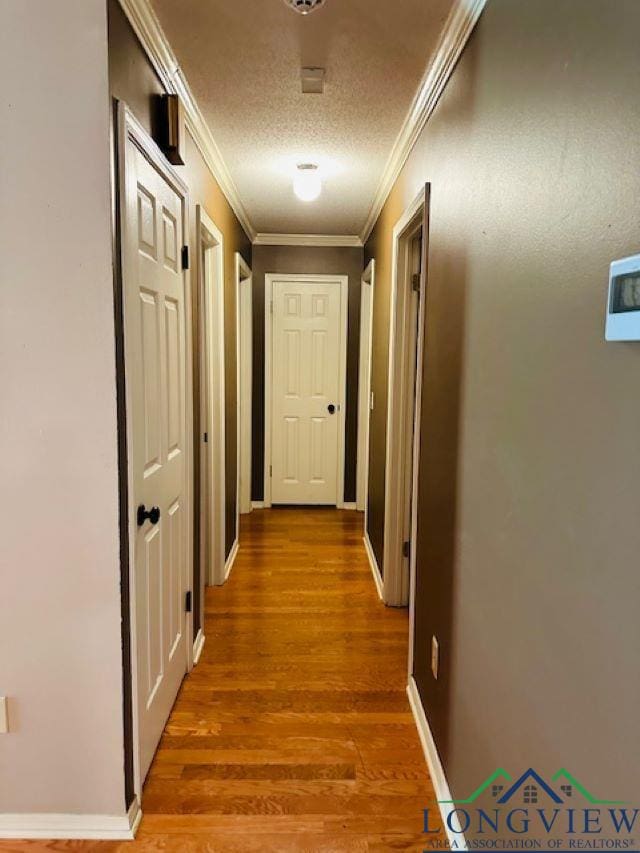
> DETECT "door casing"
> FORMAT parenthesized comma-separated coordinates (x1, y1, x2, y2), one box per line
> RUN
(263, 273, 348, 508)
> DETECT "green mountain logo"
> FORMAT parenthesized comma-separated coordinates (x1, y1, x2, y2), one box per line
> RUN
(552, 768, 626, 805)
(439, 768, 627, 805)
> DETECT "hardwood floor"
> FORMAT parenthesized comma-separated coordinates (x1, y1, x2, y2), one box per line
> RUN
(5, 509, 443, 852)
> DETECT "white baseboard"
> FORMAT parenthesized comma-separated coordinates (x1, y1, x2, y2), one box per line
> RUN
(363, 532, 384, 600)
(128, 798, 142, 837)
(0, 798, 142, 841)
(193, 628, 205, 664)
(407, 676, 467, 851)
(251, 501, 265, 509)
(342, 501, 358, 510)
(224, 539, 239, 580)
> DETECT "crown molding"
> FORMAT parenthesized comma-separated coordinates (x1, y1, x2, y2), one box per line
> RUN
(118, 0, 256, 241)
(118, 0, 486, 248)
(360, 0, 487, 243)
(253, 233, 363, 248)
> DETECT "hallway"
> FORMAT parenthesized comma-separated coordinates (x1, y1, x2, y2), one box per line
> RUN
(135, 508, 441, 850)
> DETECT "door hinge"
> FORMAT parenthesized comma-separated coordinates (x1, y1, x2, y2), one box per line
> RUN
(402, 540, 411, 559)
(412, 273, 421, 293)
(203, 432, 208, 443)
(185, 590, 192, 613)
(269, 465, 272, 477)
(181, 245, 190, 270)
(270, 300, 273, 314)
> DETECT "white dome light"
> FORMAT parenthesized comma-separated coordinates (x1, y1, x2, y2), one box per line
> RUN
(293, 164, 321, 202)
(283, 0, 325, 15)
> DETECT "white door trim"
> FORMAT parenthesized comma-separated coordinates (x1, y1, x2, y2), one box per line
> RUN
(382, 190, 426, 607)
(264, 273, 348, 509)
(235, 252, 253, 516)
(117, 102, 193, 799)
(195, 205, 226, 587)
(357, 259, 375, 512)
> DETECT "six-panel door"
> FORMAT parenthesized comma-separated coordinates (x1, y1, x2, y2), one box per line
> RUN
(128, 143, 188, 784)
(271, 279, 343, 505)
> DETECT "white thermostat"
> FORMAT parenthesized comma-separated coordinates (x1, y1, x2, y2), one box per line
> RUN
(605, 253, 640, 341)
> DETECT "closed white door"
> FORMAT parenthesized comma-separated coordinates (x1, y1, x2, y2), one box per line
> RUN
(270, 277, 345, 505)
(123, 129, 189, 786)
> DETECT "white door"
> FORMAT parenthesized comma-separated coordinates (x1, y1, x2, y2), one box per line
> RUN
(122, 117, 189, 786)
(270, 276, 346, 505)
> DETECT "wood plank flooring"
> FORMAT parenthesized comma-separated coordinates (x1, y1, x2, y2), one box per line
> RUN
(4, 509, 443, 852)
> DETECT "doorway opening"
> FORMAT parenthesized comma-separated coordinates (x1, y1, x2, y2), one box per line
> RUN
(196, 207, 226, 590)
(236, 253, 253, 516)
(357, 259, 375, 513)
(263, 273, 348, 508)
(382, 188, 429, 607)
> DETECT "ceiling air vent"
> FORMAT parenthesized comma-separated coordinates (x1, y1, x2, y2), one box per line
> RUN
(283, 0, 326, 15)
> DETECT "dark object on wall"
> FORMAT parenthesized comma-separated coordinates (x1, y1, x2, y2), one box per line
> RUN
(156, 94, 185, 165)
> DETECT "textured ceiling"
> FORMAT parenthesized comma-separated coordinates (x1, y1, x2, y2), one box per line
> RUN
(150, 0, 455, 236)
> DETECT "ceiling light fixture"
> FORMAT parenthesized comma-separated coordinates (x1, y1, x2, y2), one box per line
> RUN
(293, 164, 321, 202)
(283, 0, 326, 15)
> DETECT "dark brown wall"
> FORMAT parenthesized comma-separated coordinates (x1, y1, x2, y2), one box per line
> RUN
(108, 1, 250, 579)
(251, 244, 364, 504)
(366, 0, 640, 815)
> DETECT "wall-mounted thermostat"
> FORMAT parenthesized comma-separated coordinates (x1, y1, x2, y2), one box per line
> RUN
(605, 253, 640, 341)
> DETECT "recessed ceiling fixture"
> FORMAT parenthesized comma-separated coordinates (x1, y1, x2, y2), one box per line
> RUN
(293, 164, 321, 202)
(283, 0, 326, 15)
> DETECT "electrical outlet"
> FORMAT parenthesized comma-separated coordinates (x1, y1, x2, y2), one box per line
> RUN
(431, 637, 439, 680)
(0, 697, 8, 733)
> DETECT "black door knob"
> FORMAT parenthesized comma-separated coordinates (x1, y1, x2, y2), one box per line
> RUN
(137, 504, 161, 527)
(327, 403, 336, 414)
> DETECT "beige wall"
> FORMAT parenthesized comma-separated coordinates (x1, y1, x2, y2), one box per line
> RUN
(366, 0, 640, 815)
(0, 0, 126, 816)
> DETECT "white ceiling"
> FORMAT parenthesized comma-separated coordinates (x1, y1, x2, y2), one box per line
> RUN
(150, 0, 455, 237)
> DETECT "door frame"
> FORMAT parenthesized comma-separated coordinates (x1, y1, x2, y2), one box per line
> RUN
(235, 252, 253, 516)
(357, 259, 375, 512)
(408, 184, 431, 673)
(195, 206, 227, 587)
(382, 190, 426, 607)
(263, 273, 348, 508)
(117, 102, 194, 800)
